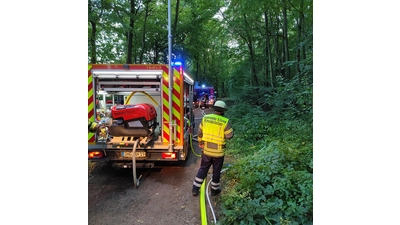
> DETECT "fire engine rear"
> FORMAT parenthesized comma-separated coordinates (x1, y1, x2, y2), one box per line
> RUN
(88, 64, 195, 171)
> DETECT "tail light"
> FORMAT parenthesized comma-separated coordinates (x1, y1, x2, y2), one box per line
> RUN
(162, 152, 177, 159)
(88, 151, 104, 159)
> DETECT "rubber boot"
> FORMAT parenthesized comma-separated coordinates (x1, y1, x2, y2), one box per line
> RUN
(211, 189, 221, 196)
(192, 186, 200, 196)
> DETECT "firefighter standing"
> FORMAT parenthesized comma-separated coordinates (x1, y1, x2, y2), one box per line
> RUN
(192, 100, 234, 196)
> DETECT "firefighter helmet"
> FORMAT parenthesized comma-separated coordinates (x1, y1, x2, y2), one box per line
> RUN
(212, 100, 228, 111)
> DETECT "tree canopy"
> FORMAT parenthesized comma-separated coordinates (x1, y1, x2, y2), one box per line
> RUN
(88, 0, 313, 96)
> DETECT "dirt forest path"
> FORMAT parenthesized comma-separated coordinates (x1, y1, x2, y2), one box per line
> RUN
(88, 107, 221, 225)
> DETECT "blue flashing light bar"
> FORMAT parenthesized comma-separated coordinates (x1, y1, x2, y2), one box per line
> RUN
(174, 61, 182, 66)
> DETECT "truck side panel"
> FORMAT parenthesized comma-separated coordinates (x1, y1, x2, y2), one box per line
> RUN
(88, 64, 95, 144)
(161, 65, 183, 146)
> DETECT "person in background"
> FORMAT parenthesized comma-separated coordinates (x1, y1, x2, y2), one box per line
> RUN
(200, 92, 206, 108)
(192, 100, 234, 196)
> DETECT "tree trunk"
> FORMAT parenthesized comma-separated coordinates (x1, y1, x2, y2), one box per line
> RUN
(126, 0, 135, 64)
(173, 0, 180, 37)
(89, 21, 97, 64)
(264, 11, 274, 88)
(139, 1, 150, 64)
(282, 0, 290, 80)
(300, 0, 306, 61)
(296, 0, 305, 74)
(153, 41, 159, 64)
(274, 15, 283, 78)
(88, 0, 97, 64)
(243, 14, 259, 86)
(195, 61, 199, 82)
(296, 15, 301, 74)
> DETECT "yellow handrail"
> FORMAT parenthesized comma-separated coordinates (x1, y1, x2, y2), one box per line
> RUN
(124, 91, 159, 106)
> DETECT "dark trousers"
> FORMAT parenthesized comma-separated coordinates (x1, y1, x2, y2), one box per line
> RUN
(193, 154, 224, 190)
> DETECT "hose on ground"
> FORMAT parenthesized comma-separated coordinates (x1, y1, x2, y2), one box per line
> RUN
(206, 178, 217, 224)
(190, 133, 201, 158)
(200, 181, 208, 225)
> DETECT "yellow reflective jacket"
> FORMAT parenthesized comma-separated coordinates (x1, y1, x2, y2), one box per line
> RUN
(198, 113, 234, 157)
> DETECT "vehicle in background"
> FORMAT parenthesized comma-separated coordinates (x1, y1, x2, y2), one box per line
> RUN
(193, 84, 215, 109)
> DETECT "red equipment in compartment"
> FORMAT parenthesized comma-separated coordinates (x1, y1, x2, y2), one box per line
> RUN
(109, 103, 158, 138)
(111, 103, 156, 121)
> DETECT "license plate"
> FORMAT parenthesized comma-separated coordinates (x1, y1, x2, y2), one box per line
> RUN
(122, 151, 146, 158)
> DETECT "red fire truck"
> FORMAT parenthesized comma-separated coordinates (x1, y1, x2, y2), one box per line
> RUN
(88, 64, 195, 174)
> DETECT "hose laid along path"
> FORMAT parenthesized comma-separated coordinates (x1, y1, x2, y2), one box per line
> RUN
(190, 107, 218, 224)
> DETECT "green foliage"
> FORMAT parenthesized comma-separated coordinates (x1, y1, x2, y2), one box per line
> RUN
(221, 141, 312, 224)
(219, 77, 313, 224)
(220, 138, 312, 224)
